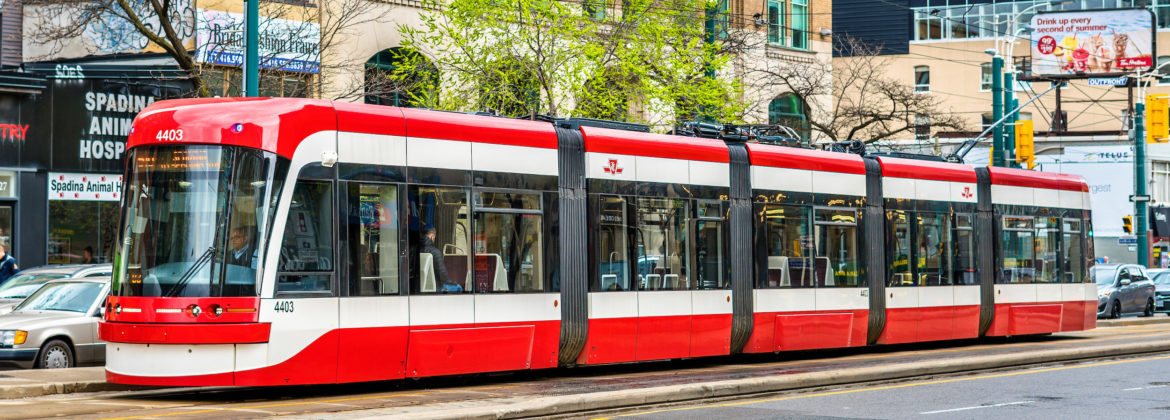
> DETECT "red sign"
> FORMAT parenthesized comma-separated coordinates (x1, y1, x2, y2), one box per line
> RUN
(1037, 36, 1056, 55)
(1118, 56, 1153, 68)
(603, 159, 624, 175)
(0, 124, 29, 141)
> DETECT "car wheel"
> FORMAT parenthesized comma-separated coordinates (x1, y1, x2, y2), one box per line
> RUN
(1145, 299, 1155, 317)
(1112, 300, 1122, 319)
(36, 339, 73, 369)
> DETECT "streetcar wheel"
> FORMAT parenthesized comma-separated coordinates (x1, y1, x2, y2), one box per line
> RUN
(36, 339, 73, 369)
(1111, 300, 1122, 319)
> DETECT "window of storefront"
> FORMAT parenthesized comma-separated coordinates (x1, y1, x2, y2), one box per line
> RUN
(0, 171, 14, 252)
(48, 201, 119, 264)
(47, 172, 122, 264)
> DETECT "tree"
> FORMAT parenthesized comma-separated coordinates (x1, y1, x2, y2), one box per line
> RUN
(391, 0, 750, 127)
(25, 0, 389, 99)
(749, 35, 965, 144)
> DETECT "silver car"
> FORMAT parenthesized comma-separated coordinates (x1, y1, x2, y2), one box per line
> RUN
(0, 265, 112, 314)
(1096, 264, 1157, 318)
(0, 278, 109, 369)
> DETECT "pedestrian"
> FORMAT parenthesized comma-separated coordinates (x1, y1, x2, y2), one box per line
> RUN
(81, 246, 95, 264)
(0, 244, 18, 285)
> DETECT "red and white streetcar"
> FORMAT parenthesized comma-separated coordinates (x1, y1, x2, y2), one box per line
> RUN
(99, 98, 1096, 386)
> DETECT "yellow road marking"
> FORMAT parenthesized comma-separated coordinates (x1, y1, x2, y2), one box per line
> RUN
(102, 391, 432, 420)
(592, 354, 1170, 419)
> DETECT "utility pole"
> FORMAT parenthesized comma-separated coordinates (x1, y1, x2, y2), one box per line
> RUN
(245, 0, 259, 97)
(1135, 101, 1149, 266)
(991, 54, 1005, 167)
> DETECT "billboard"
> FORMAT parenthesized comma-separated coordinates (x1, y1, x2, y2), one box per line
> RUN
(1030, 9, 1154, 77)
(195, 9, 321, 74)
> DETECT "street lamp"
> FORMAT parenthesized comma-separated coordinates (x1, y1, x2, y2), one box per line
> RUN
(985, 0, 1072, 167)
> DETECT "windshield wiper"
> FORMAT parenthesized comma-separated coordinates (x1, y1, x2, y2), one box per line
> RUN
(164, 247, 215, 297)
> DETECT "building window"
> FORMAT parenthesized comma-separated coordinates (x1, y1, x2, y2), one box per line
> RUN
(981, 62, 993, 91)
(915, 115, 931, 140)
(769, 93, 809, 139)
(915, 10, 942, 40)
(365, 47, 438, 107)
(790, 0, 808, 49)
(584, 0, 606, 19)
(914, 65, 930, 93)
(1159, 56, 1170, 85)
(767, 0, 783, 45)
(1153, 161, 1170, 204)
(202, 67, 310, 98)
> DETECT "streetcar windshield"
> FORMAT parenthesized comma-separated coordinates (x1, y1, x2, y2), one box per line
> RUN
(114, 146, 288, 297)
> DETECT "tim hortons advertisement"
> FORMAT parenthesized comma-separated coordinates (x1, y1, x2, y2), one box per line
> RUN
(1030, 9, 1154, 77)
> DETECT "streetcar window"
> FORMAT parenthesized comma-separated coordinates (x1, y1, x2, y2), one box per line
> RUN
(918, 212, 951, 286)
(473, 191, 544, 293)
(1000, 216, 1035, 284)
(277, 180, 335, 294)
(888, 211, 914, 287)
(760, 204, 813, 288)
(953, 214, 977, 285)
(346, 183, 400, 296)
(408, 186, 471, 293)
(815, 208, 861, 287)
(635, 197, 691, 291)
(595, 195, 630, 291)
(1063, 219, 1084, 283)
(1035, 217, 1060, 283)
(695, 200, 727, 289)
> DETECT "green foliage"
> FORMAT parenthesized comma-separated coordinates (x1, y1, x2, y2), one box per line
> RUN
(394, 0, 747, 128)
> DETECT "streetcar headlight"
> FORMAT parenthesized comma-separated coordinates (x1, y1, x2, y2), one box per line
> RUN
(187, 304, 201, 318)
(1, 330, 27, 346)
(209, 304, 223, 317)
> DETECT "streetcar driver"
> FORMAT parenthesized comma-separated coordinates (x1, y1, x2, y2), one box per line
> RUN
(227, 226, 257, 269)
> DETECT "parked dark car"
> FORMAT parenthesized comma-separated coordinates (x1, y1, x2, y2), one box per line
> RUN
(1096, 264, 1157, 319)
(0, 265, 112, 314)
(1150, 268, 1170, 315)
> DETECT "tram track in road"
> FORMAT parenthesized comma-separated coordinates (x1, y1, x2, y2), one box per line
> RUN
(2, 322, 1167, 419)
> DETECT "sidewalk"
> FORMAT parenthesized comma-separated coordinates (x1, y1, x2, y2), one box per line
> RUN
(1, 316, 1166, 402)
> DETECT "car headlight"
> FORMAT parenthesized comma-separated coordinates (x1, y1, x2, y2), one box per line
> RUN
(0, 330, 26, 346)
(1099, 290, 1112, 299)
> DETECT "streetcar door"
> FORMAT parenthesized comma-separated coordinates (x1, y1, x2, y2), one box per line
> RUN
(263, 164, 340, 385)
(337, 181, 408, 382)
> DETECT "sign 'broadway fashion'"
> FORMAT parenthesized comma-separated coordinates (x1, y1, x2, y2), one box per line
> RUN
(195, 9, 321, 74)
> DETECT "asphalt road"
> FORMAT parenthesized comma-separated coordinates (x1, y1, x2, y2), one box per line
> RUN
(594, 353, 1170, 420)
(2, 321, 1169, 419)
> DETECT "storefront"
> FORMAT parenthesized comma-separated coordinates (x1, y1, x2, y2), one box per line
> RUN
(0, 71, 47, 262)
(15, 55, 194, 266)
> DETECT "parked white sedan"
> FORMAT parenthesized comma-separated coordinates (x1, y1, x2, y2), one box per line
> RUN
(0, 278, 108, 369)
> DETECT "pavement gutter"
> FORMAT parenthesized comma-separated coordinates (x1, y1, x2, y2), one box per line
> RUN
(362, 339, 1170, 420)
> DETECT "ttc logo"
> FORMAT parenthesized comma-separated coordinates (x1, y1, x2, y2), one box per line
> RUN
(603, 159, 624, 175)
(961, 186, 973, 199)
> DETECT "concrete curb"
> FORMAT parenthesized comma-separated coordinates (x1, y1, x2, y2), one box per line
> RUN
(0, 381, 143, 400)
(371, 339, 1170, 420)
(1098, 316, 1170, 327)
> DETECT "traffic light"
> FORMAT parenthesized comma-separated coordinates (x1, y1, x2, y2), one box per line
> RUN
(1015, 120, 1035, 169)
(1123, 215, 1133, 234)
(1147, 94, 1169, 143)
